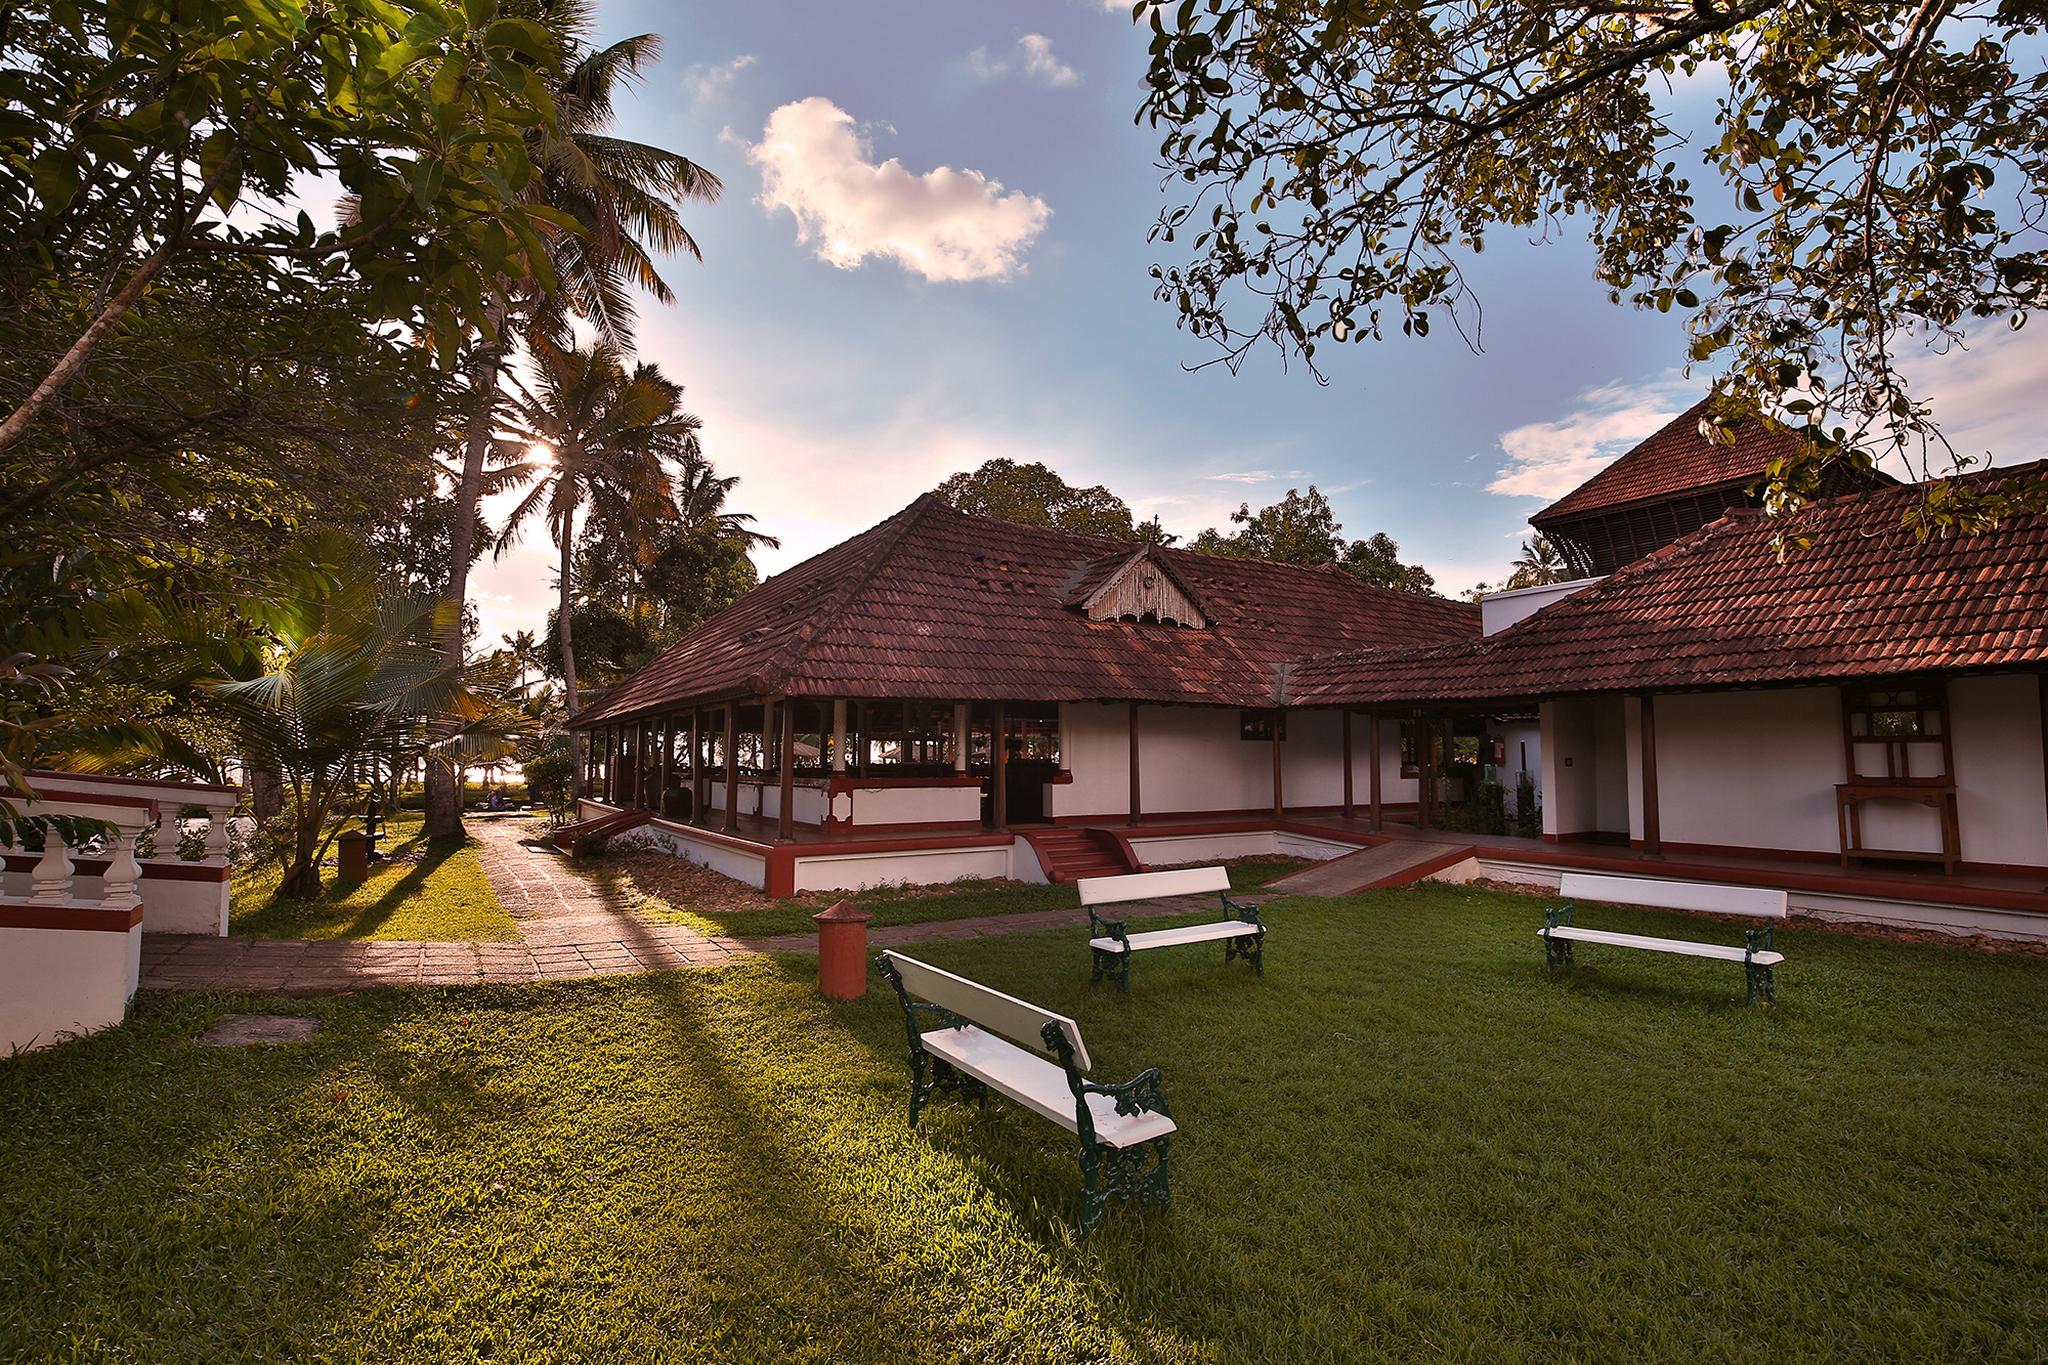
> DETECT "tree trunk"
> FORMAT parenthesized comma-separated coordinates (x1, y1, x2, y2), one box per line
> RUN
(249, 765, 285, 822)
(424, 298, 510, 838)
(559, 513, 584, 799)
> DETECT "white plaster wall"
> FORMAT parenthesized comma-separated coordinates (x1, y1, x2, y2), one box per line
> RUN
(1950, 673, 2048, 867)
(759, 784, 828, 827)
(1594, 699, 1629, 835)
(789, 845, 1015, 893)
(613, 822, 768, 888)
(137, 876, 229, 935)
(1480, 577, 1603, 634)
(848, 784, 982, 827)
(1543, 699, 1601, 836)
(1654, 688, 1845, 854)
(1048, 702, 1130, 819)
(0, 918, 140, 1053)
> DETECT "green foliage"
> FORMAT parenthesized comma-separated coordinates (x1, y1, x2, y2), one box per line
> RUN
(3, 889, 2045, 1359)
(519, 740, 576, 820)
(1504, 533, 1570, 590)
(1189, 486, 1440, 594)
(933, 459, 1142, 540)
(1512, 769, 1543, 839)
(1136, 0, 2048, 525)
(0, 0, 575, 458)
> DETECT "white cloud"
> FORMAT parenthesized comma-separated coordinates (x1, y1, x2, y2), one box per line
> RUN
(968, 34, 1080, 87)
(748, 97, 1051, 283)
(1486, 373, 1697, 500)
(1896, 323, 2048, 472)
(686, 53, 755, 106)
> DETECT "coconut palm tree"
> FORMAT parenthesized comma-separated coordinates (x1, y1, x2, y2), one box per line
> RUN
(1505, 534, 1569, 589)
(491, 343, 703, 796)
(428, 0, 721, 836)
(500, 629, 543, 695)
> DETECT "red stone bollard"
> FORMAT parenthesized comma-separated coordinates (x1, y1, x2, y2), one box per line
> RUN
(335, 830, 371, 882)
(813, 900, 873, 1000)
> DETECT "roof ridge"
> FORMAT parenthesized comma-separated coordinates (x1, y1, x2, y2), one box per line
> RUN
(747, 494, 946, 694)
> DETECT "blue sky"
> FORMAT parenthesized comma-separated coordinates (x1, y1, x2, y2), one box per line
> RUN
(470, 0, 2047, 645)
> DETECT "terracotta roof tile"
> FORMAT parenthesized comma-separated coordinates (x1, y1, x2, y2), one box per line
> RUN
(1288, 463, 2048, 706)
(1531, 397, 1807, 524)
(573, 496, 1479, 724)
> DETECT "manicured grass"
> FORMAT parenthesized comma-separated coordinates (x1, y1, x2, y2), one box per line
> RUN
(4, 883, 2044, 1361)
(230, 814, 518, 942)
(604, 854, 1314, 939)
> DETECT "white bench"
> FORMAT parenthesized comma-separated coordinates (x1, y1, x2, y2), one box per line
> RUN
(1540, 872, 1789, 1004)
(1079, 865, 1264, 991)
(876, 950, 1174, 1234)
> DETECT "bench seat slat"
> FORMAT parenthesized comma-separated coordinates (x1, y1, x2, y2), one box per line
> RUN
(882, 951, 1090, 1072)
(1559, 872, 1788, 920)
(1079, 865, 1231, 907)
(1540, 925, 1784, 965)
(921, 1026, 1178, 1149)
(1090, 920, 1262, 954)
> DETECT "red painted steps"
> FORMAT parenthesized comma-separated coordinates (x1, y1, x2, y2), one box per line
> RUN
(548, 807, 650, 855)
(1019, 827, 1137, 884)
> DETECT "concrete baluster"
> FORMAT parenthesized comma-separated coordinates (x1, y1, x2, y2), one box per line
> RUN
(100, 814, 145, 912)
(204, 802, 233, 862)
(30, 827, 74, 904)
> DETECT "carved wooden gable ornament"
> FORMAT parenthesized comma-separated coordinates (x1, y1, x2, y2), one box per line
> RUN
(1075, 548, 1210, 629)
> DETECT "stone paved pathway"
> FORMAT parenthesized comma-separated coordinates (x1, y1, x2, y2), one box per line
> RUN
(140, 820, 1267, 995)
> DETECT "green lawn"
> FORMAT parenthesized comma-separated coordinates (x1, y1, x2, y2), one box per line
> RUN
(3, 884, 2043, 1361)
(230, 814, 518, 942)
(604, 853, 1313, 939)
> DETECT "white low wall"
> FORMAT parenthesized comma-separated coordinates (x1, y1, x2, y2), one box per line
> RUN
(1127, 829, 1357, 867)
(0, 911, 141, 1053)
(611, 819, 769, 888)
(789, 840, 1038, 894)
(831, 783, 983, 827)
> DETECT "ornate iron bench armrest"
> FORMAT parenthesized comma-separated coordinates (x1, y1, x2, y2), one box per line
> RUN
(1541, 901, 1575, 971)
(1087, 907, 1132, 948)
(1219, 892, 1262, 928)
(1081, 1065, 1171, 1120)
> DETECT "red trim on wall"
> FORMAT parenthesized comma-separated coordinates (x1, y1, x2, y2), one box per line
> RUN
(1, 786, 158, 812)
(3, 854, 229, 882)
(0, 901, 143, 931)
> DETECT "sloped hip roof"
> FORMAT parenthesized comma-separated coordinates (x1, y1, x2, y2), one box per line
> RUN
(570, 494, 1480, 726)
(1288, 463, 2048, 706)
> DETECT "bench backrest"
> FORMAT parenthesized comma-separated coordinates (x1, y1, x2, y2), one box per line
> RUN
(1078, 865, 1231, 908)
(879, 951, 1091, 1072)
(1559, 872, 1787, 920)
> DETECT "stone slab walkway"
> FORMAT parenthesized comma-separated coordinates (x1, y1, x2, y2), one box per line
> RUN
(140, 820, 1268, 995)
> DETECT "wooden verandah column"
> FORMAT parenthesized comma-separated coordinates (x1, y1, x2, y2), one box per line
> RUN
(722, 704, 739, 833)
(992, 703, 1008, 828)
(1127, 702, 1142, 826)
(1341, 710, 1354, 818)
(1640, 691, 1662, 857)
(1270, 711, 1285, 823)
(690, 708, 705, 823)
(778, 696, 796, 840)
(1367, 711, 1383, 832)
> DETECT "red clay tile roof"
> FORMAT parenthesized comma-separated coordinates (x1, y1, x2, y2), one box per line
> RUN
(1287, 463, 2048, 706)
(1531, 397, 1807, 524)
(572, 495, 1479, 725)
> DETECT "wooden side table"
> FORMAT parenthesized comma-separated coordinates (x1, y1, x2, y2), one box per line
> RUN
(1835, 781, 1960, 874)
